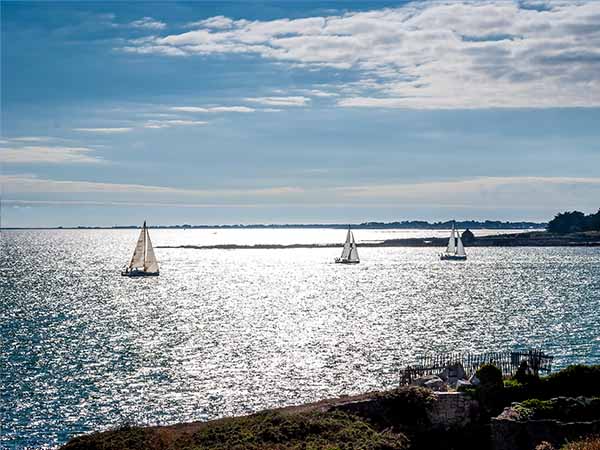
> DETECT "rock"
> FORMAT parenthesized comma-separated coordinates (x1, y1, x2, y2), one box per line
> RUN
(469, 373, 481, 386)
(413, 374, 443, 387)
(456, 379, 472, 390)
(438, 363, 467, 387)
(424, 376, 448, 392)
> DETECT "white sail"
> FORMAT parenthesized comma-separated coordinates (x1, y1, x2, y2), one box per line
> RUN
(340, 229, 352, 259)
(124, 221, 160, 275)
(129, 226, 146, 268)
(349, 232, 359, 262)
(144, 229, 159, 273)
(446, 225, 456, 254)
(456, 234, 466, 257)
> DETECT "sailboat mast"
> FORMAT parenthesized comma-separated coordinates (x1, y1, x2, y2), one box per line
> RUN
(143, 221, 147, 270)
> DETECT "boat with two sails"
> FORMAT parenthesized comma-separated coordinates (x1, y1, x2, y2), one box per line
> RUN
(122, 221, 160, 276)
(440, 222, 467, 261)
(335, 227, 360, 264)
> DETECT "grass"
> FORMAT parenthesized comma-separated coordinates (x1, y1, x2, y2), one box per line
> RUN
(61, 410, 409, 450)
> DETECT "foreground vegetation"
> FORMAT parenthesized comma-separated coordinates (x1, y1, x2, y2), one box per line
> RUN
(537, 436, 600, 450)
(61, 365, 600, 450)
(62, 410, 409, 450)
(504, 364, 600, 403)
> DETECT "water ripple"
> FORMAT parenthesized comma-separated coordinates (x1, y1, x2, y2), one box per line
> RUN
(1, 229, 599, 449)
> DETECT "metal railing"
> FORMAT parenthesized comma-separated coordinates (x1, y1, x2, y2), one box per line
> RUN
(399, 349, 553, 386)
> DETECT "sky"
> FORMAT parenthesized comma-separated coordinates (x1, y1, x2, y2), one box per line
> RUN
(1, 0, 600, 227)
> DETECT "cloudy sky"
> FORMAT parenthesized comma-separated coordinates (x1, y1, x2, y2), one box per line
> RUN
(2, 0, 599, 227)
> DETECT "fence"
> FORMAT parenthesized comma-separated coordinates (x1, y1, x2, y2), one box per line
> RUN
(399, 349, 553, 386)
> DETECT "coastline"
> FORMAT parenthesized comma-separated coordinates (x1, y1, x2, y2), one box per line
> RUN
(59, 364, 600, 450)
(156, 231, 600, 250)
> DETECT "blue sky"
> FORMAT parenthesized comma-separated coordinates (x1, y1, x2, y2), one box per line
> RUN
(2, 0, 600, 227)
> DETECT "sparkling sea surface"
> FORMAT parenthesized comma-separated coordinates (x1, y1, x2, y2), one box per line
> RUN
(1, 228, 599, 449)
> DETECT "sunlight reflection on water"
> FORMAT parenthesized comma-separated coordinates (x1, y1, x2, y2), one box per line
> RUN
(1, 229, 599, 448)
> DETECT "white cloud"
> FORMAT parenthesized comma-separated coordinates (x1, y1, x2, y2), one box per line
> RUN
(120, 45, 186, 56)
(73, 127, 133, 133)
(170, 105, 256, 113)
(333, 176, 600, 210)
(120, 1, 600, 108)
(186, 16, 235, 29)
(1, 174, 302, 198)
(129, 17, 166, 30)
(143, 119, 208, 129)
(301, 89, 339, 97)
(0, 146, 103, 164)
(3, 199, 272, 208)
(244, 96, 310, 106)
(3, 175, 599, 212)
(8, 136, 52, 142)
(1, 174, 189, 194)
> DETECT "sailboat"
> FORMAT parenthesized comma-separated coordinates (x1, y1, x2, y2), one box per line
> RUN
(440, 222, 467, 261)
(121, 221, 160, 276)
(335, 227, 360, 264)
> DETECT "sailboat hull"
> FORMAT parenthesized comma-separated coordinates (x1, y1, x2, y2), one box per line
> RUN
(335, 258, 360, 264)
(440, 254, 467, 261)
(121, 269, 159, 277)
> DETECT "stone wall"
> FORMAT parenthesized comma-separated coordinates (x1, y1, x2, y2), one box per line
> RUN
(491, 417, 600, 450)
(427, 392, 480, 429)
(332, 391, 479, 431)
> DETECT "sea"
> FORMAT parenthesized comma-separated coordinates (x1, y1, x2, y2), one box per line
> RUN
(1, 228, 599, 449)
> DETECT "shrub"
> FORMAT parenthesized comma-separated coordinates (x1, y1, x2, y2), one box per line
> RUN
(516, 399, 555, 419)
(544, 365, 600, 398)
(561, 435, 600, 450)
(476, 364, 504, 417)
(370, 387, 436, 430)
(515, 360, 541, 385)
(476, 364, 503, 387)
(504, 365, 600, 405)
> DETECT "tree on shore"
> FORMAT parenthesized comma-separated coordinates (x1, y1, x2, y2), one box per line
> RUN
(547, 209, 600, 234)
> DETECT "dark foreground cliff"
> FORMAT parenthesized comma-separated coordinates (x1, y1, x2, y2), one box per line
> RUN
(61, 365, 600, 450)
(60, 388, 487, 450)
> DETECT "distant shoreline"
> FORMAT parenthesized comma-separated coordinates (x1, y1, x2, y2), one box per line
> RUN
(0, 221, 546, 231)
(156, 231, 600, 249)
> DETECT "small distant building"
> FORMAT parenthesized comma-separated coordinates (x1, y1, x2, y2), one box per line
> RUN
(461, 228, 475, 243)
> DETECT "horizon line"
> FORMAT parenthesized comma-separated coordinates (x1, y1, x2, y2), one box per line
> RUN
(0, 219, 548, 231)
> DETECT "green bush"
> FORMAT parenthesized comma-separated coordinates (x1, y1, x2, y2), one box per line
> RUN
(504, 365, 600, 405)
(544, 365, 600, 398)
(369, 387, 436, 430)
(515, 360, 541, 385)
(476, 364, 503, 387)
(476, 364, 505, 417)
(515, 399, 554, 419)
